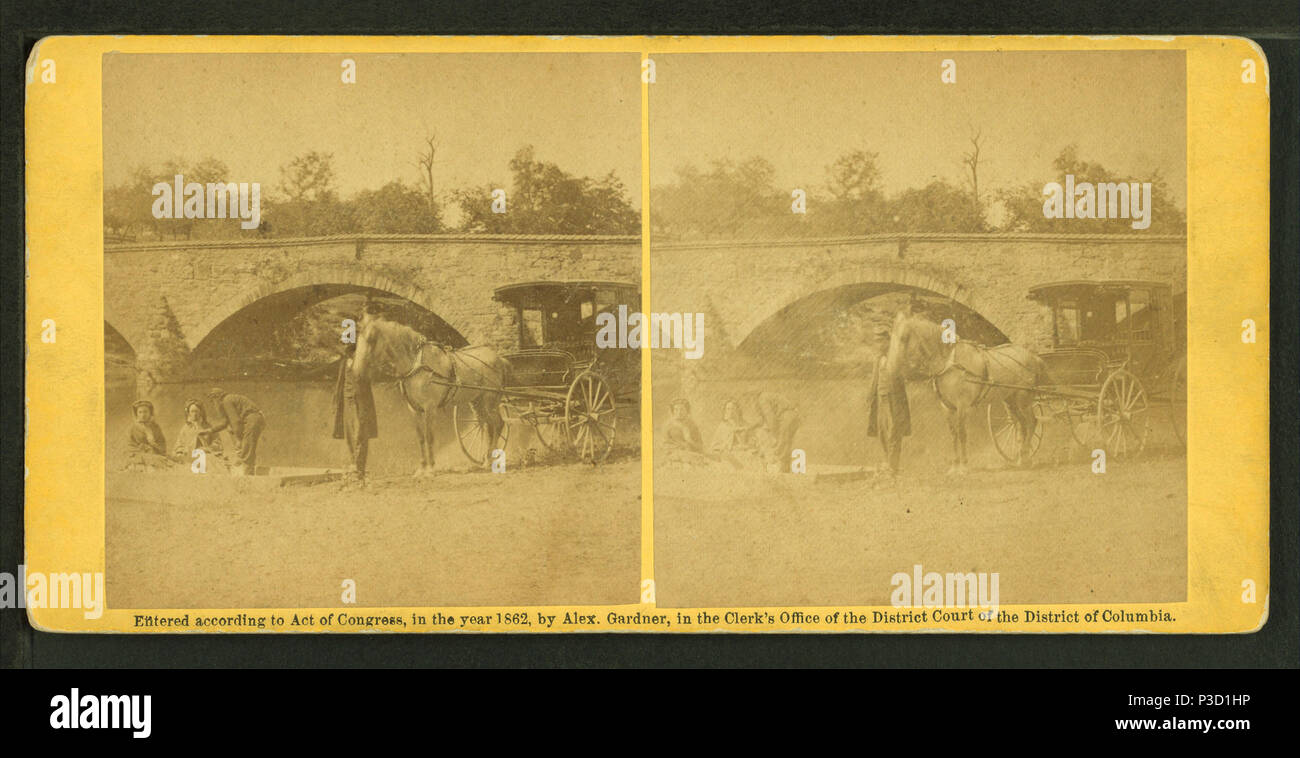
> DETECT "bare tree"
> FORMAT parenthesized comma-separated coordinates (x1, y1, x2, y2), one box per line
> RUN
(961, 128, 986, 207)
(415, 132, 440, 212)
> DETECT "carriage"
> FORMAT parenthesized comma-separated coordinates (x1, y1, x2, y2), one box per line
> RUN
(451, 280, 640, 465)
(985, 280, 1187, 462)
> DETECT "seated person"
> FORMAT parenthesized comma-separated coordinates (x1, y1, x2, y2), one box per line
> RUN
(173, 398, 231, 472)
(123, 400, 175, 471)
(661, 397, 709, 463)
(709, 398, 764, 469)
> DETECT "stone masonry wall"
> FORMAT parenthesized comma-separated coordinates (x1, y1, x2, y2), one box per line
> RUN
(652, 234, 1187, 349)
(105, 235, 641, 379)
(106, 233, 1184, 382)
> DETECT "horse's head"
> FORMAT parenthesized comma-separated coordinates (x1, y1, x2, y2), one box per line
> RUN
(353, 317, 426, 381)
(884, 311, 949, 381)
(352, 317, 389, 380)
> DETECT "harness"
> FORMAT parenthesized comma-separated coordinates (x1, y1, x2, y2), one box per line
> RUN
(930, 345, 987, 416)
(397, 339, 506, 415)
(931, 341, 1040, 410)
(399, 339, 457, 414)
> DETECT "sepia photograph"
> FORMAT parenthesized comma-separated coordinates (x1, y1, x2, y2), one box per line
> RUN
(100, 53, 644, 609)
(648, 51, 1189, 609)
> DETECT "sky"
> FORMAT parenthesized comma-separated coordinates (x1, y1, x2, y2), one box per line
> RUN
(649, 51, 1186, 210)
(102, 50, 1187, 217)
(103, 53, 642, 205)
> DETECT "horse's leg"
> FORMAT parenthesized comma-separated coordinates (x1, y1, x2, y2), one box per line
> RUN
(1011, 391, 1036, 467)
(422, 407, 438, 475)
(955, 406, 970, 473)
(937, 373, 968, 474)
(946, 408, 967, 473)
(484, 396, 506, 465)
(411, 408, 428, 478)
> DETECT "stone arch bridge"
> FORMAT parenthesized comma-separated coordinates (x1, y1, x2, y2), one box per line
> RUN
(106, 232, 1185, 386)
(650, 232, 1187, 364)
(105, 234, 640, 384)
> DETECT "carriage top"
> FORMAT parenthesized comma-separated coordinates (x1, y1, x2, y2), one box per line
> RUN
(1026, 278, 1183, 383)
(493, 280, 639, 356)
(492, 279, 640, 395)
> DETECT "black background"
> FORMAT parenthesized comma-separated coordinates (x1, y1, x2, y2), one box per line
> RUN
(0, 0, 1296, 680)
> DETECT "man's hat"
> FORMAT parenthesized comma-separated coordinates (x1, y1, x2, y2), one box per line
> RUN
(206, 387, 226, 399)
(670, 397, 691, 411)
(131, 399, 154, 413)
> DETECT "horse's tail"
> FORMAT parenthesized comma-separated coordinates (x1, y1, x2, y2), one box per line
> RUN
(1031, 351, 1050, 389)
(492, 352, 513, 391)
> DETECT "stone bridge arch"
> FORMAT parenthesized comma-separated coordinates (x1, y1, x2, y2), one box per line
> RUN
(729, 265, 1009, 351)
(187, 266, 468, 353)
(103, 301, 138, 357)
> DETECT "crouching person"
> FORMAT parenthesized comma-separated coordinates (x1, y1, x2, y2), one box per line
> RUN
(206, 388, 266, 476)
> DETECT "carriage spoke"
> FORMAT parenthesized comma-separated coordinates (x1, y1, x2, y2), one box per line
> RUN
(591, 384, 609, 413)
(590, 419, 612, 445)
(576, 422, 591, 457)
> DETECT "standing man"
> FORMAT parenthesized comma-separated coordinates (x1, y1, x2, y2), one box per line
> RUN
(206, 387, 266, 476)
(867, 325, 911, 477)
(333, 343, 378, 482)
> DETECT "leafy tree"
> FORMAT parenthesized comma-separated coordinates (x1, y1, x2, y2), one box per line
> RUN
(263, 152, 355, 237)
(278, 151, 337, 203)
(818, 149, 891, 235)
(104, 157, 248, 241)
(998, 145, 1185, 233)
(351, 181, 442, 233)
(886, 180, 989, 233)
(454, 146, 638, 234)
(650, 157, 799, 240)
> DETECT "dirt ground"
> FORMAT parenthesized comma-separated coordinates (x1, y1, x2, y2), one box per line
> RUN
(653, 454, 1187, 608)
(106, 459, 642, 609)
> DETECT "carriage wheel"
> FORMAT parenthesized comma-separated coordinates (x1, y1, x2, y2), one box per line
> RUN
(1169, 358, 1187, 448)
(529, 418, 562, 452)
(987, 398, 1043, 464)
(453, 404, 510, 468)
(1064, 397, 1096, 448)
(564, 371, 617, 463)
(1096, 369, 1150, 459)
(514, 401, 561, 452)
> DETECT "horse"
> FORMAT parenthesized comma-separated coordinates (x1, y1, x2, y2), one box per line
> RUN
(883, 311, 1046, 472)
(352, 313, 510, 477)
